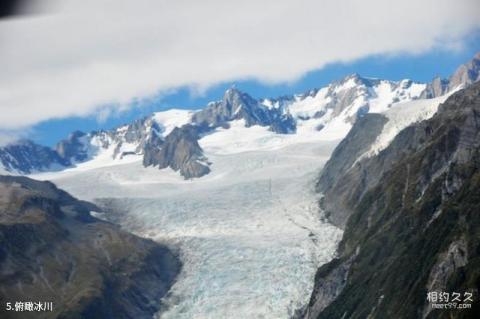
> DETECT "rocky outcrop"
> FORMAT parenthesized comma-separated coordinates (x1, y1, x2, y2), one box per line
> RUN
(449, 52, 480, 90)
(0, 175, 181, 319)
(143, 124, 210, 179)
(327, 74, 373, 119)
(192, 88, 296, 134)
(422, 52, 480, 98)
(56, 116, 163, 163)
(304, 81, 480, 319)
(422, 76, 450, 99)
(112, 116, 163, 159)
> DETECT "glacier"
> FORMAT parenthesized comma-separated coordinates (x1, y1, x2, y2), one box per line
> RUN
(5, 54, 479, 318)
(27, 74, 444, 318)
(33, 130, 343, 318)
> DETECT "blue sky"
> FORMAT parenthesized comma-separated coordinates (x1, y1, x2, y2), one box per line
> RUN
(32, 32, 480, 147)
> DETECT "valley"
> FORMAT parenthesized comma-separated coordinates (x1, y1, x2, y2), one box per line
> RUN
(2, 52, 478, 318)
(33, 135, 343, 318)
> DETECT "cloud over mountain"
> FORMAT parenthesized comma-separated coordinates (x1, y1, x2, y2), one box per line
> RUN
(0, 0, 479, 129)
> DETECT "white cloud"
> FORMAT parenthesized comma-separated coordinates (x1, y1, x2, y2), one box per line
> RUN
(0, 128, 31, 146)
(0, 0, 479, 130)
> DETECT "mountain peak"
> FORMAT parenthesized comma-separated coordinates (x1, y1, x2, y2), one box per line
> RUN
(342, 73, 363, 82)
(336, 73, 373, 87)
(223, 86, 252, 101)
(222, 87, 259, 115)
(347, 72, 362, 79)
(224, 86, 239, 97)
(449, 52, 480, 89)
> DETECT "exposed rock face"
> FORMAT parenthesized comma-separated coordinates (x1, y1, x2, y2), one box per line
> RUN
(0, 175, 181, 319)
(192, 88, 296, 134)
(112, 116, 163, 159)
(304, 82, 480, 318)
(422, 52, 480, 98)
(423, 238, 469, 318)
(304, 254, 356, 318)
(143, 124, 210, 179)
(422, 76, 450, 99)
(449, 52, 480, 90)
(0, 140, 68, 174)
(316, 113, 388, 227)
(327, 74, 373, 120)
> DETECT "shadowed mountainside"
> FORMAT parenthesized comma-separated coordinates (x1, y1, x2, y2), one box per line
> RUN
(304, 80, 480, 318)
(0, 175, 181, 319)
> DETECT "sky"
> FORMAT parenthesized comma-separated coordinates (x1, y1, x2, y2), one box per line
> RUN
(0, 0, 479, 146)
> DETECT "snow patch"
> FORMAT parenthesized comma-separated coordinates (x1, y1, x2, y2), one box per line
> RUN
(360, 93, 452, 160)
(153, 109, 194, 137)
(288, 87, 330, 119)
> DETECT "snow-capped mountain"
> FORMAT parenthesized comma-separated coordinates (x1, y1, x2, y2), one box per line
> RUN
(9, 53, 477, 319)
(305, 77, 480, 319)
(192, 87, 296, 134)
(0, 78, 453, 177)
(265, 74, 426, 119)
(1, 53, 478, 178)
(56, 116, 164, 164)
(0, 139, 67, 174)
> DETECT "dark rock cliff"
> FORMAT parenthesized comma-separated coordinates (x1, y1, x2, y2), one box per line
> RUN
(0, 175, 181, 319)
(143, 124, 210, 179)
(304, 81, 480, 318)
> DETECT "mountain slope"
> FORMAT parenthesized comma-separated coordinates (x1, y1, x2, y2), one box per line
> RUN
(316, 93, 452, 228)
(304, 77, 480, 319)
(0, 140, 68, 174)
(0, 175, 181, 319)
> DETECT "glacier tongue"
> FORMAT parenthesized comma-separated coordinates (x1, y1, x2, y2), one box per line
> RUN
(32, 139, 342, 319)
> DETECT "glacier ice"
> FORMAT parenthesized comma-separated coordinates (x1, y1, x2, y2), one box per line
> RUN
(33, 139, 342, 319)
